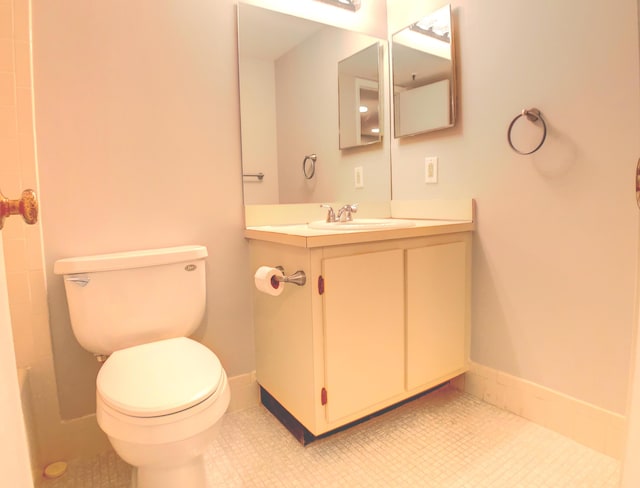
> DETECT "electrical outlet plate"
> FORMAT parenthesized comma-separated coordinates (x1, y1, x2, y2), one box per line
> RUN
(354, 166, 364, 188)
(425, 157, 438, 184)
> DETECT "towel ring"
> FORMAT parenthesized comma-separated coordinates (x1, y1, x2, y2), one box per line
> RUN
(507, 108, 547, 155)
(302, 154, 317, 179)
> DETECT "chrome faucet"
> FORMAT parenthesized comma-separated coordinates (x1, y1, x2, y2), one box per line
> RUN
(320, 203, 358, 223)
(320, 204, 337, 222)
(337, 203, 358, 222)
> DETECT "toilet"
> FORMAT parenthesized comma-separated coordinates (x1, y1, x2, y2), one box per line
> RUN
(54, 245, 230, 488)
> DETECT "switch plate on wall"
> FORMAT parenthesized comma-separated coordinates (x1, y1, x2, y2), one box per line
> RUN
(354, 166, 364, 188)
(425, 157, 438, 184)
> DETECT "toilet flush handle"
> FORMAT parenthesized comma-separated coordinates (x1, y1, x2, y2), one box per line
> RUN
(65, 275, 90, 287)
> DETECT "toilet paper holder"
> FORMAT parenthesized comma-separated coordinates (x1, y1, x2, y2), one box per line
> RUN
(275, 266, 306, 287)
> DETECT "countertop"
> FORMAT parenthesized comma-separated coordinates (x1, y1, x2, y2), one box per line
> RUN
(245, 219, 474, 248)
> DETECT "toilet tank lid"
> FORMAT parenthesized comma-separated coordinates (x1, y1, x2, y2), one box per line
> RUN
(97, 337, 223, 417)
(53, 245, 207, 275)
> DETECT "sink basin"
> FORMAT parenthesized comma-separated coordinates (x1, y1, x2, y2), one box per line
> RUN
(308, 218, 416, 231)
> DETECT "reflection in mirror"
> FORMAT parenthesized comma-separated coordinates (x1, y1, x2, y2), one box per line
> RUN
(392, 4, 456, 138)
(338, 43, 383, 149)
(238, 3, 390, 206)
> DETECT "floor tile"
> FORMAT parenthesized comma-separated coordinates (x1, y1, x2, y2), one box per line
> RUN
(40, 386, 620, 488)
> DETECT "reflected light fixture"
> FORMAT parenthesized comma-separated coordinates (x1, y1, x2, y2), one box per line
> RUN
(315, 0, 361, 12)
(410, 12, 450, 43)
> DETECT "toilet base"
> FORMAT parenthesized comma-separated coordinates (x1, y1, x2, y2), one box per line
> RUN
(131, 454, 207, 488)
(98, 371, 230, 488)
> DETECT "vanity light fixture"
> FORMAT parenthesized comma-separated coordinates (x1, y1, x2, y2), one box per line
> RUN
(315, 0, 361, 12)
(410, 13, 450, 43)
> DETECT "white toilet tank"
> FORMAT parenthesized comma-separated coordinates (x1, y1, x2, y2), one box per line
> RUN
(54, 245, 208, 356)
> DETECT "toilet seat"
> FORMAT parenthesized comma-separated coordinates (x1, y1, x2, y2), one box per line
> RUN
(97, 337, 223, 418)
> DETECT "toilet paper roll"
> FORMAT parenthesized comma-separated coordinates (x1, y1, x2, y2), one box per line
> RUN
(254, 266, 285, 296)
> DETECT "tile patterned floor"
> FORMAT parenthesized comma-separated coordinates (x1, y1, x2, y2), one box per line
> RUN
(40, 386, 620, 487)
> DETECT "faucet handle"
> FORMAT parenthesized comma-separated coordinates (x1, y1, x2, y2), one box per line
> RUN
(320, 204, 336, 223)
(337, 203, 358, 222)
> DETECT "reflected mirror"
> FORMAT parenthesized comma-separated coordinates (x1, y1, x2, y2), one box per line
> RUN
(338, 43, 383, 149)
(392, 4, 456, 138)
(238, 3, 390, 205)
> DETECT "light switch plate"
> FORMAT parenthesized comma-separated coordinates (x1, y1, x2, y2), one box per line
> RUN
(425, 157, 438, 184)
(354, 166, 364, 188)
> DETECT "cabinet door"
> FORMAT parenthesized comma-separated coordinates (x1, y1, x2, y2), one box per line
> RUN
(323, 249, 404, 423)
(406, 241, 468, 391)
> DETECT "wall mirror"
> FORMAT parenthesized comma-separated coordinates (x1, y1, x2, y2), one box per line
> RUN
(391, 4, 456, 138)
(238, 3, 390, 205)
(338, 43, 383, 149)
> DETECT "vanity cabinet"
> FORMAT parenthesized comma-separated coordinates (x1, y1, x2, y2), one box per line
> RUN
(247, 228, 471, 443)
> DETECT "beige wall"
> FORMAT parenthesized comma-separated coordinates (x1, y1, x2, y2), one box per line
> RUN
(32, 0, 254, 419)
(390, 0, 640, 414)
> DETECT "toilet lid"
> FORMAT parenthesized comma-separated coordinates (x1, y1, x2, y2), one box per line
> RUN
(97, 337, 223, 417)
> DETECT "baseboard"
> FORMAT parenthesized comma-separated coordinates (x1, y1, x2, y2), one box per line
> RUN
(453, 362, 626, 459)
(227, 370, 260, 412)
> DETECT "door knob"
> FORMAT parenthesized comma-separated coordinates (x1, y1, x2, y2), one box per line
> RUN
(0, 189, 38, 230)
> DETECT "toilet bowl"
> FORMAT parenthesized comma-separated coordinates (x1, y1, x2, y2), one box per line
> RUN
(53, 245, 230, 488)
(96, 337, 230, 487)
